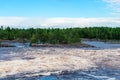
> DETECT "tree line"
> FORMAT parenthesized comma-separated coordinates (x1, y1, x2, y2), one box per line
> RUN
(0, 26, 120, 45)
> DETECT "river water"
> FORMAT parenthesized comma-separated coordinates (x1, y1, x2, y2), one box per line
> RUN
(82, 40, 120, 49)
(0, 41, 120, 80)
(32, 41, 120, 80)
(11, 42, 30, 47)
(1, 68, 119, 80)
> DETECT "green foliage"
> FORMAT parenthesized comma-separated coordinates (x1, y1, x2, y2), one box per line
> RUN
(0, 26, 120, 45)
(30, 34, 38, 45)
(0, 40, 1, 46)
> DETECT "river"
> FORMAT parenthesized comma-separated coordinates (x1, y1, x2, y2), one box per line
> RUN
(82, 40, 120, 49)
(0, 41, 120, 80)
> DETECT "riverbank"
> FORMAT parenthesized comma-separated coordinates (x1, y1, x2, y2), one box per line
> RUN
(1, 39, 119, 48)
(31, 43, 95, 48)
(0, 40, 95, 48)
(0, 47, 120, 80)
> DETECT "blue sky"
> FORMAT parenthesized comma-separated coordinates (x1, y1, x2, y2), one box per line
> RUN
(0, 0, 120, 28)
(0, 0, 111, 17)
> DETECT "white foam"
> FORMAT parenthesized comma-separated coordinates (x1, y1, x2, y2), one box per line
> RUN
(0, 47, 120, 78)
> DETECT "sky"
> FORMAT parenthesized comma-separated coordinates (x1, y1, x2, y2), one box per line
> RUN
(0, 0, 120, 28)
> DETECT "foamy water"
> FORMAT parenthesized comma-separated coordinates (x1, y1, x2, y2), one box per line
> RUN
(0, 47, 120, 80)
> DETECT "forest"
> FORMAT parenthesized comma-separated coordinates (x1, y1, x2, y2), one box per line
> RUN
(0, 26, 120, 45)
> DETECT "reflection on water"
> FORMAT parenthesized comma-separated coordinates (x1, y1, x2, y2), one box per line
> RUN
(82, 40, 120, 49)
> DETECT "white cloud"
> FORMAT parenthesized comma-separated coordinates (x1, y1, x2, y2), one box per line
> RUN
(0, 17, 27, 27)
(102, 0, 120, 4)
(0, 17, 120, 28)
(103, 0, 120, 4)
(102, 0, 120, 15)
